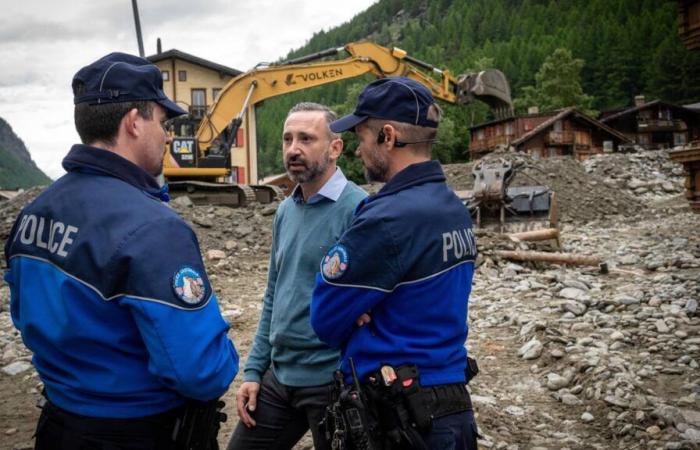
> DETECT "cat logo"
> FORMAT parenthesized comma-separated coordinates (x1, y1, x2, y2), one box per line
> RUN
(172, 267, 205, 304)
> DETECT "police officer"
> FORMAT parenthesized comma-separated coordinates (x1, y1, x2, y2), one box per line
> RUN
(4, 53, 239, 449)
(311, 77, 478, 449)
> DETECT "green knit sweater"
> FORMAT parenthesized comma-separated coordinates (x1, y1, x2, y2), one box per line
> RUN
(243, 181, 366, 386)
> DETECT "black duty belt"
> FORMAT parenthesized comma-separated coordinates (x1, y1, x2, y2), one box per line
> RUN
(424, 382, 473, 418)
(41, 399, 184, 435)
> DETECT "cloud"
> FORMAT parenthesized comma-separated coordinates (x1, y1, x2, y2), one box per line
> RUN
(0, 0, 379, 180)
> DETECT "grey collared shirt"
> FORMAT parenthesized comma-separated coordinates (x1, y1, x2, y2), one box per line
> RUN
(291, 167, 348, 205)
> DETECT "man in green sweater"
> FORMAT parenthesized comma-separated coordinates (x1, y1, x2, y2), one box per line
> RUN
(226, 103, 367, 450)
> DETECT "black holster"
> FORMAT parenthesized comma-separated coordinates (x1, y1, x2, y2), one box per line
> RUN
(173, 399, 227, 450)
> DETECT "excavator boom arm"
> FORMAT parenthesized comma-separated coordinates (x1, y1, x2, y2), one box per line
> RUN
(194, 41, 513, 155)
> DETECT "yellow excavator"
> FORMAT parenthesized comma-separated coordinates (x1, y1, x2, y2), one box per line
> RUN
(163, 41, 514, 206)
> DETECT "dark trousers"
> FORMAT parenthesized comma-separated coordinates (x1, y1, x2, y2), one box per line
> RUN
(34, 400, 183, 450)
(226, 370, 332, 450)
(421, 410, 478, 450)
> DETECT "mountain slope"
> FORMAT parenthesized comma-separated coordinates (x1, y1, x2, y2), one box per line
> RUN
(0, 118, 51, 189)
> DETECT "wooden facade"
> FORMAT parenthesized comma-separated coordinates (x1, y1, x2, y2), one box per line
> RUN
(600, 99, 700, 150)
(678, 0, 700, 50)
(469, 108, 630, 160)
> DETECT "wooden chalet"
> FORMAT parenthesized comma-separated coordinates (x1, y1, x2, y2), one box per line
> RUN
(599, 97, 700, 150)
(469, 107, 630, 160)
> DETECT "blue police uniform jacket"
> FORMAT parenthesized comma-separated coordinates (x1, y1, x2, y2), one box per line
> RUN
(311, 160, 476, 387)
(4, 145, 239, 418)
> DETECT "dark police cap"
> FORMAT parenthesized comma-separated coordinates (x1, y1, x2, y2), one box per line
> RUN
(72, 52, 187, 119)
(330, 76, 438, 133)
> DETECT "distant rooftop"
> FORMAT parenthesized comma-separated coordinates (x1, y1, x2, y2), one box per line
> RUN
(147, 49, 241, 77)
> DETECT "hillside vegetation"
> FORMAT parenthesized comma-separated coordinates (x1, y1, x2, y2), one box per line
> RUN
(254, 0, 700, 181)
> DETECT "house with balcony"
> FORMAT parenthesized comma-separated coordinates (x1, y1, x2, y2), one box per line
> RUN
(599, 96, 700, 149)
(469, 107, 631, 160)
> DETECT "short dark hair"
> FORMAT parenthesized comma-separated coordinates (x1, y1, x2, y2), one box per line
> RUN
(286, 102, 340, 140)
(73, 81, 153, 146)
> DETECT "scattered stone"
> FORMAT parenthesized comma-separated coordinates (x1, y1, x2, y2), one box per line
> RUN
(545, 373, 570, 390)
(206, 249, 227, 260)
(171, 195, 193, 208)
(1, 361, 31, 376)
(505, 406, 525, 416)
(518, 339, 543, 360)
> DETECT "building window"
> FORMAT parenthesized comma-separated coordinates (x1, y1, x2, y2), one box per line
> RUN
(658, 108, 672, 120)
(674, 133, 687, 146)
(178, 70, 187, 82)
(162, 70, 170, 81)
(476, 130, 484, 140)
(505, 122, 513, 135)
(190, 89, 206, 119)
(213, 88, 222, 101)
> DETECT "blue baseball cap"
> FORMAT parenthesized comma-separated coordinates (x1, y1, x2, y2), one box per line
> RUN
(330, 77, 439, 133)
(72, 52, 187, 119)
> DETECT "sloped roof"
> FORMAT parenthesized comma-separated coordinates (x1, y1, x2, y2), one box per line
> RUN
(147, 49, 241, 77)
(600, 100, 699, 123)
(512, 107, 631, 146)
(684, 102, 700, 112)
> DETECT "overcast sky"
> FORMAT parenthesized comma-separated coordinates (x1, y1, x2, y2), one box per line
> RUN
(0, 0, 378, 179)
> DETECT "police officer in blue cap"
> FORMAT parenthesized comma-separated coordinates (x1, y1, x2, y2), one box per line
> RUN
(311, 77, 479, 449)
(4, 53, 239, 449)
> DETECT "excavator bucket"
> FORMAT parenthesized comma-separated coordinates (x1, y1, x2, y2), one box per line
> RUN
(457, 70, 513, 120)
(457, 158, 560, 246)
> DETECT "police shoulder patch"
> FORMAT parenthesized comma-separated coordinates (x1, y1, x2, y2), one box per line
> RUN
(322, 244, 349, 280)
(172, 266, 206, 305)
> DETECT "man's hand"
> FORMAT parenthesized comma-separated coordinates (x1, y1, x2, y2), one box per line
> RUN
(356, 313, 371, 327)
(236, 381, 260, 428)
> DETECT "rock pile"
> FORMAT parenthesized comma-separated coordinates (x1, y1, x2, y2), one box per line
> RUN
(443, 152, 644, 224)
(582, 150, 686, 201)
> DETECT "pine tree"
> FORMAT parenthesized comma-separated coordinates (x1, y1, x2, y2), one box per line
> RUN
(514, 48, 596, 116)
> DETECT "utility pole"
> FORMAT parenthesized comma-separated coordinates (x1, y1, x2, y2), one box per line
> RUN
(131, 0, 145, 57)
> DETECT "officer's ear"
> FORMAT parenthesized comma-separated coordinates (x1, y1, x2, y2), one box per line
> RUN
(381, 124, 397, 149)
(122, 108, 142, 139)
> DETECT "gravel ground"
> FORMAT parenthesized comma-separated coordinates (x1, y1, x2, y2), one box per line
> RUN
(0, 149, 698, 450)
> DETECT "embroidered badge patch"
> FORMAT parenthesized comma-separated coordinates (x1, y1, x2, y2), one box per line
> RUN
(172, 267, 205, 304)
(322, 244, 349, 280)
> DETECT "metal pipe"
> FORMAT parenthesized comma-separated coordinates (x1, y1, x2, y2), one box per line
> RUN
(131, 0, 145, 57)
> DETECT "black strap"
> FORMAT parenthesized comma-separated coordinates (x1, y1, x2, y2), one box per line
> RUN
(425, 383, 473, 418)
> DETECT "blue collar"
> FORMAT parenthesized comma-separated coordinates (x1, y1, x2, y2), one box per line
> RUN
(355, 160, 445, 211)
(62, 144, 170, 202)
(376, 160, 445, 197)
(292, 167, 348, 205)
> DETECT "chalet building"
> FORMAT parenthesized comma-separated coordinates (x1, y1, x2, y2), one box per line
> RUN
(599, 96, 700, 150)
(469, 107, 630, 160)
(147, 48, 241, 120)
